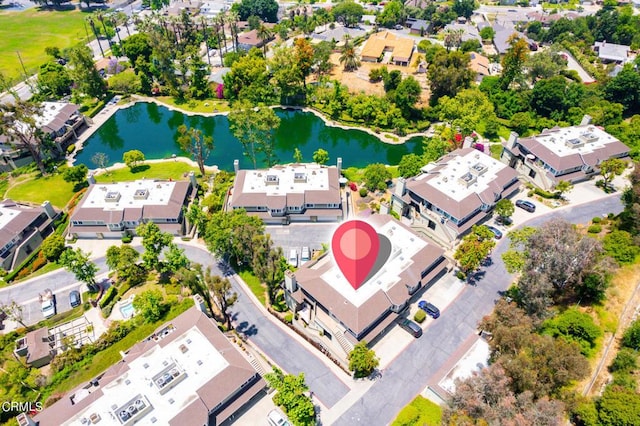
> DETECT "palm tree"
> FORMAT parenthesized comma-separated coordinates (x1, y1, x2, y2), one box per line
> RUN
(218, 12, 228, 54)
(228, 10, 240, 52)
(444, 29, 464, 51)
(257, 23, 273, 56)
(339, 37, 360, 72)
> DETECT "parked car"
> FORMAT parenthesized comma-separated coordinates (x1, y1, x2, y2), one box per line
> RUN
(348, 182, 358, 191)
(267, 409, 291, 426)
(515, 199, 536, 213)
(40, 289, 56, 319)
(418, 300, 440, 319)
(485, 225, 503, 239)
(288, 249, 298, 267)
(398, 318, 422, 338)
(69, 290, 81, 308)
(301, 247, 311, 263)
(395, 24, 403, 30)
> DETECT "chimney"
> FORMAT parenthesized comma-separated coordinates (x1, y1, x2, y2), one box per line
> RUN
(87, 172, 96, 185)
(284, 270, 298, 292)
(233, 159, 239, 173)
(41, 201, 56, 219)
(580, 114, 592, 126)
(188, 171, 197, 188)
(337, 157, 342, 175)
(192, 294, 208, 314)
(16, 413, 37, 426)
(395, 177, 406, 197)
(380, 202, 389, 215)
(506, 132, 518, 150)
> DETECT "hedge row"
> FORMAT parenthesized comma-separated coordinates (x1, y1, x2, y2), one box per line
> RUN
(99, 286, 117, 309)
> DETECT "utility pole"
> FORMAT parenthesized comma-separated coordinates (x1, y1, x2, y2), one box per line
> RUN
(16, 50, 28, 78)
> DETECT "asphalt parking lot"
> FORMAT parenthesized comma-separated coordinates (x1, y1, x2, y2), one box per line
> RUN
(266, 223, 336, 264)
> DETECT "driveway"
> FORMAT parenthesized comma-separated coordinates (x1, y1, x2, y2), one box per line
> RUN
(332, 194, 624, 425)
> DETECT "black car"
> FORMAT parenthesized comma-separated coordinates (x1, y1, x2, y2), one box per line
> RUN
(486, 225, 503, 239)
(418, 301, 440, 319)
(69, 290, 81, 308)
(515, 199, 536, 213)
(398, 319, 422, 338)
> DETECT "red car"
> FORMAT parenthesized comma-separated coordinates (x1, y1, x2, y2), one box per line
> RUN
(348, 182, 358, 191)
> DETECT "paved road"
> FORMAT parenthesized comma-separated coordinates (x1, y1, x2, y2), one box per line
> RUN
(333, 194, 624, 425)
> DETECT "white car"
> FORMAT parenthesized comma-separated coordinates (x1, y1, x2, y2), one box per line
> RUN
(288, 249, 298, 267)
(301, 247, 310, 263)
(267, 409, 291, 426)
(41, 299, 56, 318)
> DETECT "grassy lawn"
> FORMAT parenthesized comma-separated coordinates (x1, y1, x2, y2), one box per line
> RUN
(0, 8, 90, 82)
(489, 143, 503, 160)
(6, 173, 76, 209)
(94, 161, 201, 182)
(238, 269, 266, 305)
(156, 96, 231, 114)
(392, 396, 442, 426)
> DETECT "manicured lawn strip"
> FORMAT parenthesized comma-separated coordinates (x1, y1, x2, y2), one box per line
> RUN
(392, 395, 442, 426)
(6, 174, 75, 209)
(93, 161, 200, 182)
(156, 96, 231, 114)
(238, 269, 266, 305)
(490, 143, 503, 160)
(53, 299, 194, 394)
(0, 9, 90, 82)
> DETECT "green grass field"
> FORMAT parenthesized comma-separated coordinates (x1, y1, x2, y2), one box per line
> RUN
(0, 8, 90, 82)
(6, 173, 76, 208)
(392, 396, 442, 426)
(94, 161, 201, 182)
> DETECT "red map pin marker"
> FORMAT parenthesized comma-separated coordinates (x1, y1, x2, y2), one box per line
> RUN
(331, 220, 380, 290)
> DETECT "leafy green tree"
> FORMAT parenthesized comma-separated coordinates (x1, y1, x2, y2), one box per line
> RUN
(427, 50, 474, 105)
(41, 234, 66, 262)
(363, 163, 392, 191)
(294, 38, 314, 90)
(383, 69, 402, 92)
(59, 248, 98, 291)
(554, 180, 573, 199)
(479, 26, 495, 41)
(605, 65, 640, 114)
(136, 222, 174, 272)
(541, 308, 602, 356)
(603, 230, 640, 264)
(123, 150, 145, 170)
(237, 0, 279, 22)
(530, 76, 584, 120)
(133, 289, 166, 323)
(599, 158, 626, 190)
(177, 124, 214, 175)
(499, 35, 529, 90)
(293, 148, 303, 163)
(38, 61, 71, 97)
(264, 367, 316, 426)
(454, 225, 496, 276)
(108, 70, 141, 95)
(62, 164, 88, 185)
(348, 341, 379, 378)
(394, 76, 422, 118)
(377, 0, 405, 28)
(494, 198, 514, 223)
(204, 209, 265, 265)
(205, 271, 238, 329)
(228, 101, 281, 168)
(160, 243, 190, 277)
(452, 0, 475, 19)
(0, 301, 27, 327)
(438, 87, 496, 137)
(105, 245, 144, 284)
(67, 45, 106, 98)
(597, 386, 640, 426)
(312, 41, 333, 78)
(398, 153, 423, 178)
(331, 0, 364, 27)
(525, 48, 567, 83)
(91, 152, 109, 171)
(252, 233, 285, 304)
(608, 348, 638, 373)
(121, 33, 153, 64)
(312, 148, 329, 165)
(223, 49, 275, 103)
(510, 111, 532, 135)
(622, 319, 640, 350)
(459, 39, 482, 53)
(0, 99, 49, 174)
(422, 136, 450, 164)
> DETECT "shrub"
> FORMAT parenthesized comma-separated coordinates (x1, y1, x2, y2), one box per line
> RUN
(609, 348, 638, 373)
(284, 313, 293, 324)
(587, 224, 602, 234)
(414, 310, 426, 323)
(534, 188, 561, 199)
(456, 270, 466, 280)
(622, 319, 640, 350)
(165, 283, 182, 295)
(592, 216, 602, 223)
(99, 286, 117, 308)
(121, 233, 133, 243)
(359, 188, 368, 197)
(390, 210, 400, 220)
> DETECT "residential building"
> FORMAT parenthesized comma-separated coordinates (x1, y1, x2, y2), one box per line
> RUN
(443, 22, 481, 43)
(284, 215, 449, 347)
(468, 52, 491, 81)
(492, 23, 536, 54)
(227, 160, 343, 224)
(0, 199, 58, 271)
(37, 102, 87, 151)
(237, 26, 275, 51)
(68, 173, 197, 238)
(165, 0, 202, 16)
(312, 26, 366, 45)
(29, 307, 266, 426)
(0, 134, 32, 172)
(407, 18, 431, 35)
(391, 148, 520, 246)
(594, 40, 630, 63)
(361, 31, 414, 66)
(500, 117, 630, 190)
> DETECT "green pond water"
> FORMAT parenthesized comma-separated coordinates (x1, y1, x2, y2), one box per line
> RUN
(76, 102, 425, 171)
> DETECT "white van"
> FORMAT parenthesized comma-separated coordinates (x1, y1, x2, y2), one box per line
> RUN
(267, 409, 291, 426)
(288, 249, 298, 267)
(301, 247, 311, 263)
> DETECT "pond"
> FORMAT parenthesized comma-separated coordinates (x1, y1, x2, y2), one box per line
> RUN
(75, 102, 425, 171)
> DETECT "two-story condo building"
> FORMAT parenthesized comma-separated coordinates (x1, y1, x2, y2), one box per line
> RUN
(391, 148, 520, 247)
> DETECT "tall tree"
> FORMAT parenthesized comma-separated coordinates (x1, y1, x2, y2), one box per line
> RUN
(105, 245, 145, 284)
(494, 198, 514, 223)
(237, 0, 279, 22)
(252, 233, 285, 303)
(257, 23, 273, 56)
(228, 101, 281, 168)
(177, 124, 214, 175)
(348, 342, 380, 378)
(204, 270, 238, 329)
(67, 45, 106, 98)
(599, 158, 626, 190)
(38, 61, 71, 97)
(294, 38, 314, 91)
(0, 99, 48, 174)
(427, 50, 474, 105)
(394, 76, 422, 118)
(500, 35, 529, 90)
(264, 367, 316, 426)
(133, 289, 166, 322)
(59, 248, 99, 291)
(454, 225, 495, 276)
(136, 222, 174, 272)
(312, 148, 329, 165)
(204, 209, 265, 264)
(339, 37, 360, 72)
(91, 152, 110, 171)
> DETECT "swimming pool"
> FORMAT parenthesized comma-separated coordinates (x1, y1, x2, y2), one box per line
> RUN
(119, 299, 136, 319)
